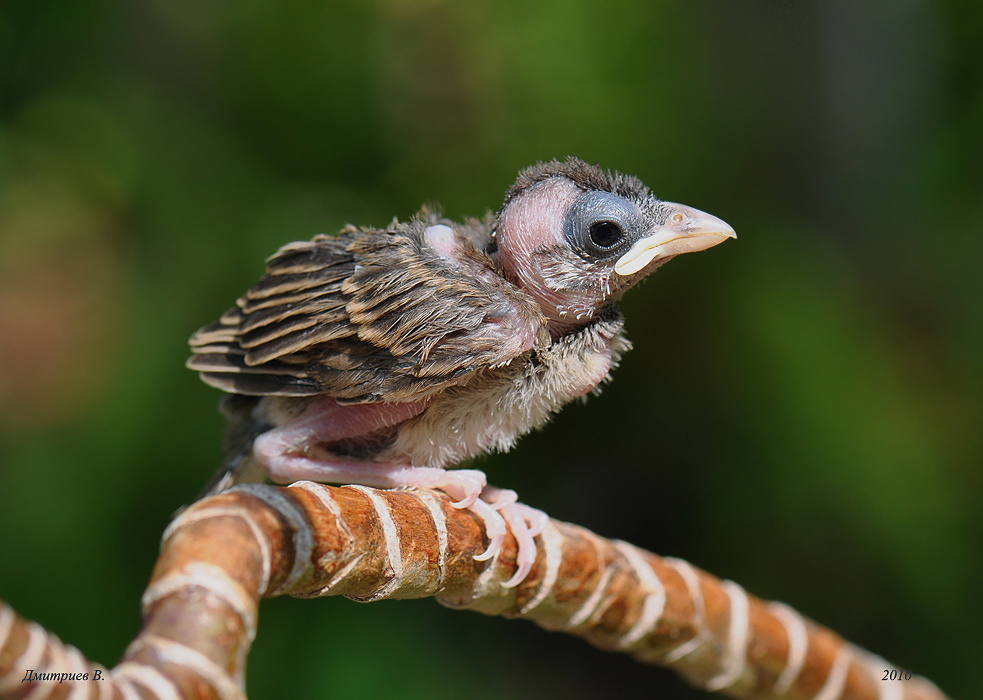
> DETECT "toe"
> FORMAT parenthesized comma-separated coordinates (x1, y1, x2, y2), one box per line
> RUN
(446, 469, 488, 510)
(468, 498, 506, 561)
(499, 502, 540, 589)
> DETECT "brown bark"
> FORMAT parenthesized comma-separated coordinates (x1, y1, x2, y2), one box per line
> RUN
(0, 483, 949, 700)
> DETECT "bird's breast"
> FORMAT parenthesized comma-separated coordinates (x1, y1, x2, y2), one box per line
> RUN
(384, 319, 624, 467)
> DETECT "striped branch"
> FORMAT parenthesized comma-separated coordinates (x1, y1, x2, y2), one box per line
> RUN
(0, 483, 948, 700)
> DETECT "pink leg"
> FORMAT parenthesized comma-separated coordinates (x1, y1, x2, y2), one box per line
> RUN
(256, 396, 430, 458)
(253, 397, 544, 585)
(256, 441, 511, 558)
(253, 397, 488, 506)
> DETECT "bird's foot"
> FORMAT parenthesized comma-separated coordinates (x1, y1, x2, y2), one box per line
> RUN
(343, 469, 544, 586)
(387, 466, 488, 509)
(252, 443, 544, 586)
(368, 472, 546, 587)
(480, 486, 548, 587)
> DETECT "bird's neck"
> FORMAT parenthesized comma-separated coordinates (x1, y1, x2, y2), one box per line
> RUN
(546, 318, 586, 340)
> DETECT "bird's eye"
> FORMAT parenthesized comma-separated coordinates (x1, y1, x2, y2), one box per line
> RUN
(589, 221, 623, 249)
(565, 190, 642, 262)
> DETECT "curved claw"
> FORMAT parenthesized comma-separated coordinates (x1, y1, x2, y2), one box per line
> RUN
(450, 492, 480, 510)
(474, 537, 504, 562)
(467, 497, 507, 561)
(499, 501, 546, 588)
(439, 469, 487, 510)
(502, 557, 534, 589)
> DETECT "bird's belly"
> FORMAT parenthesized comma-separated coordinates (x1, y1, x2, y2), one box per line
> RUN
(382, 363, 563, 468)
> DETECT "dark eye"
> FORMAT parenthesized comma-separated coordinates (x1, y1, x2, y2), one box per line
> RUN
(589, 221, 623, 249)
(565, 190, 641, 262)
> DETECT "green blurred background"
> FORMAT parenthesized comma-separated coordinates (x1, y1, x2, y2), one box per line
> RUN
(1, 1, 980, 698)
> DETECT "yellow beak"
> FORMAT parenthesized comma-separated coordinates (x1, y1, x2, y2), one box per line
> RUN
(614, 204, 736, 277)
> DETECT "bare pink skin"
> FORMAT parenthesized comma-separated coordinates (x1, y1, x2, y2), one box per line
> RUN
(254, 397, 486, 508)
(497, 178, 606, 334)
(426, 224, 540, 356)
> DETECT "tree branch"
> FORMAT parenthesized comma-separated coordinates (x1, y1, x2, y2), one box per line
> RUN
(1, 482, 949, 700)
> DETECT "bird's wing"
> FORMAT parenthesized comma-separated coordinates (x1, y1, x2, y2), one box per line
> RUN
(187, 215, 547, 402)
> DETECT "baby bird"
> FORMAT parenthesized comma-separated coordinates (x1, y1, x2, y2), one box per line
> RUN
(187, 158, 735, 586)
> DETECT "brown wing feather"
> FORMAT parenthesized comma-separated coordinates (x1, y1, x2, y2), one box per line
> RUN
(187, 211, 548, 402)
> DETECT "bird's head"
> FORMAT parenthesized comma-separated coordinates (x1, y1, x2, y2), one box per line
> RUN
(493, 158, 735, 335)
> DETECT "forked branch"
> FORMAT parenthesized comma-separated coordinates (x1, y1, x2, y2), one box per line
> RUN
(0, 483, 948, 700)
